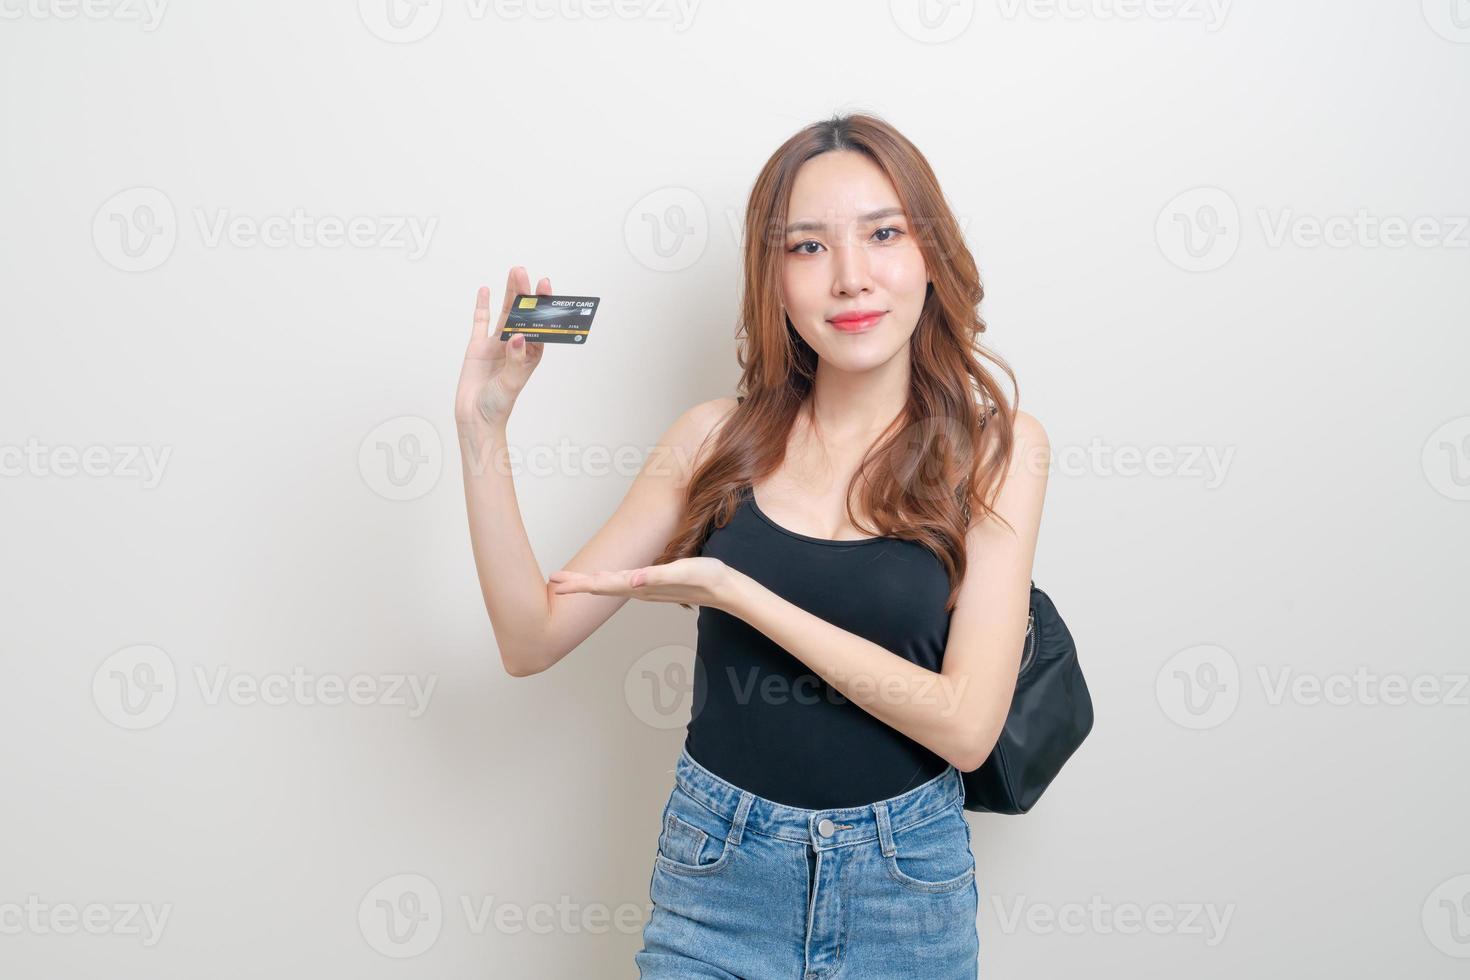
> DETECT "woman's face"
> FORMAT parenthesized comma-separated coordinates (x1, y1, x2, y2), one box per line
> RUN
(779, 150, 930, 372)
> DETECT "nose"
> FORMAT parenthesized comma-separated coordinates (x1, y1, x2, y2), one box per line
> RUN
(830, 240, 872, 298)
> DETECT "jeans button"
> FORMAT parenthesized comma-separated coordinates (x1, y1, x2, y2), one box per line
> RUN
(817, 818, 835, 837)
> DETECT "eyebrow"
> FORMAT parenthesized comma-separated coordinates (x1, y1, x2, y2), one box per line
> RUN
(784, 206, 907, 236)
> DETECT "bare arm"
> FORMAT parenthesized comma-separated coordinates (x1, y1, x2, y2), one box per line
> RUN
(454, 272, 737, 676)
(720, 410, 1051, 770)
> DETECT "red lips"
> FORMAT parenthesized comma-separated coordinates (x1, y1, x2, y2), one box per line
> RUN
(827, 310, 886, 332)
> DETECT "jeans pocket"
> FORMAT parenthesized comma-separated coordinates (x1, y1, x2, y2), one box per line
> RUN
(883, 802, 975, 895)
(655, 786, 734, 877)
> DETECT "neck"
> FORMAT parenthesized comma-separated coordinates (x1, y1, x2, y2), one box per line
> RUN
(806, 352, 910, 442)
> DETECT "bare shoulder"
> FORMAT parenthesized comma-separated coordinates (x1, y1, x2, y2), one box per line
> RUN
(1002, 410, 1050, 501)
(658, 396, 741, 486)
(1012, 409, 1048, 450)
(1006, 409, 1049, 479)
(978, 404, 1048, 468)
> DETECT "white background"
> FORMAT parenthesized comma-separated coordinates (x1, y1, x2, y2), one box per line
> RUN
(2, 1, 1468, 977)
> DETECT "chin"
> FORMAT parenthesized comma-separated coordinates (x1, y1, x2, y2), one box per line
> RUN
(817, 344, 902, 372)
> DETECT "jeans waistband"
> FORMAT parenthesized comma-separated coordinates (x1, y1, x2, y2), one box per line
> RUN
(673, 746, 964, 852)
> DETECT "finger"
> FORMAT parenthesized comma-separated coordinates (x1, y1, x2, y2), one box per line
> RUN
(468, 285, 491, 344)
(508, 282, 551, 366)
(492, 266, 532, 351)
(519, 278, 552, 356)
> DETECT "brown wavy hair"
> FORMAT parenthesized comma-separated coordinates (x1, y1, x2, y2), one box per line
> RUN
(653, 112, 1018, 611)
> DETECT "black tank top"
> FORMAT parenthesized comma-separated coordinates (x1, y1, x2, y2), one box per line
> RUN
(683, 481, 953, 809)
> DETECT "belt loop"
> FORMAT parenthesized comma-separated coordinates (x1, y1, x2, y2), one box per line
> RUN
(727, 790, 753, 846)
(872, 799, 896, 857)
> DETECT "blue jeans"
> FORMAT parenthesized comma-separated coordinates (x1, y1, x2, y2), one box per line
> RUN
(636, 746, 979, 978)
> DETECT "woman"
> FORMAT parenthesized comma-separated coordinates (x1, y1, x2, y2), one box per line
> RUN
(454, 112, 1048, 978)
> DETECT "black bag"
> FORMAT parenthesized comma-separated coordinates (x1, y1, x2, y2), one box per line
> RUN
(961, 581, 1093, 814)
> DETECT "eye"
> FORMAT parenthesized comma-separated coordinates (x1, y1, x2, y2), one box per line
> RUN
(873, 225, 904, 243)
(789, 239, 823, 255)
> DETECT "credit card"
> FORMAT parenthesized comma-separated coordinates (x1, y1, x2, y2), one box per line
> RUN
(500, 294, 600, 344)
